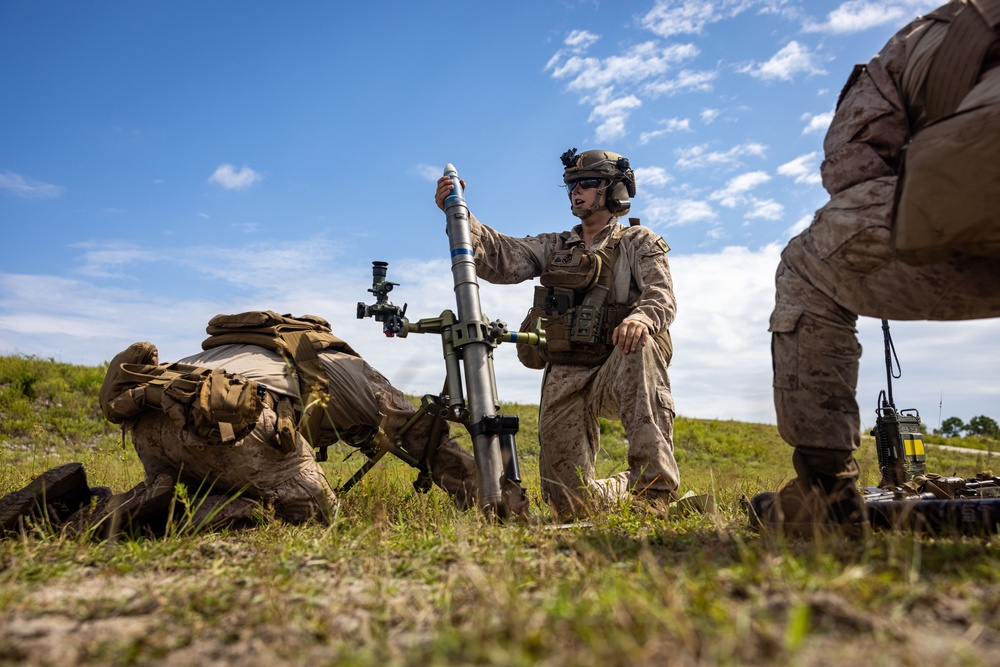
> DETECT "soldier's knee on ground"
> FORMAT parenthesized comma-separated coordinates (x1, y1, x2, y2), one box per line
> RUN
(270, 469, 339, 524)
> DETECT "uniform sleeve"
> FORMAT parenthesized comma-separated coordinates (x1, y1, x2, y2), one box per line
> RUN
(820, 20, 912, 195)
(469, 213, 557, 284)
(622, 229, 676, 335)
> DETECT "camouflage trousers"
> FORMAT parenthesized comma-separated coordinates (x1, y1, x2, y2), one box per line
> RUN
(539, 340, 678, 518)
(132, 405, 338, 524)
(772, 177, 1000, 453)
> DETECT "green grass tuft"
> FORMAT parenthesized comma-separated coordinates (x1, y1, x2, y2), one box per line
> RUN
(2, 354, 1000, 666)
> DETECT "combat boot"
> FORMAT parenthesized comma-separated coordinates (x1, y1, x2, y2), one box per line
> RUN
(631, 488, 679, 519)
(748, 447, 868, 537)
(66, 474, 175, 539)
(0, 462, 92, 535)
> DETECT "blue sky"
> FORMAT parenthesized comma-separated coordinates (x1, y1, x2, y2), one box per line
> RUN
(3, 0, 998, 431)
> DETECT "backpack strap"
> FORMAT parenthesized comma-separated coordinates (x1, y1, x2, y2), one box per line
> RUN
(280, 329, 330, 452)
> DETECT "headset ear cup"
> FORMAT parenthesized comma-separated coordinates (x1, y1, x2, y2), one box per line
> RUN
(608, 181, 631, 215)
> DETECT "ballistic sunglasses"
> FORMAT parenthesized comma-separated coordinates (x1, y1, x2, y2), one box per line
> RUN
(564, 178, 603, 194)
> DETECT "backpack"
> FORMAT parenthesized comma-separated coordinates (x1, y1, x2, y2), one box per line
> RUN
(201, 311, 360, 457)
(892, 0, 1000, 264)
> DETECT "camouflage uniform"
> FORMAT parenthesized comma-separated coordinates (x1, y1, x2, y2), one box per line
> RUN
(772, 2, 1000, 455)
(131, 344, 478, 523)
(470, 214, 678, 517)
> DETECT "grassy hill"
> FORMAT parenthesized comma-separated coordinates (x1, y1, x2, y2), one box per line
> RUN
(2, 355, 999, 666)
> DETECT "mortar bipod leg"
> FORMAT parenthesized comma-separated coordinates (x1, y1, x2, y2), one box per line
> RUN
(337, 414, 424, 494)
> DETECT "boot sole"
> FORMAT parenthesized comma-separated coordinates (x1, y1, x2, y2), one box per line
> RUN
(0, 463, 89, 533)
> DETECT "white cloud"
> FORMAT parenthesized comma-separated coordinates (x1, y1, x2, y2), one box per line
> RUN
(639, 118, 692, 144)
(642, 196, 717, 227)
(643, 69, 718, 97)
(675, 142, 768, 170)
(640, 0, 761, 37)
(589, 95, 643, 142)
(546, 29, 704, 139)
(564, 29, 599, 51)
(549, 41, 699, 93)
(745, 197, 784, 220)
(801, 110, 834, 134)
(668, 243, 781, 421)
(70, 238, 345, 288)
(802, 1, 942, 34)
(633, 167, 672, 189)
(777, 152, 822, 185)
(711, 170, 771, 207)
(740, 41, 826, 81)
(0, 171, 65, 199)
(416, 164, 443, 182)
(700, 108, 721, 124)
(208, 164, 262, 191)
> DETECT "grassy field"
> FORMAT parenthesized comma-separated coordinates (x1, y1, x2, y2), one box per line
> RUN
(2, 354, 1000, 666)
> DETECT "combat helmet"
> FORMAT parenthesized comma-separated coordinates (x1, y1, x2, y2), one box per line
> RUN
(561, 148, 637, 217)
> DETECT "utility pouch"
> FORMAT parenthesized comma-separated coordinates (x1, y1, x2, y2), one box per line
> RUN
(540, 247, 601, 291)
(653, 327, 673, 365)
(100, 341, 159, 423)
(101, 348, 265, 447)
(546, 287, 574, 314)
(275, 397, 298, 453)
(191, 368, 266, 446)
(542, 312, 573, 354)
(516, 288, 548, 370)
(891, 3, 1000, 264)
(570, 284, 609, 345)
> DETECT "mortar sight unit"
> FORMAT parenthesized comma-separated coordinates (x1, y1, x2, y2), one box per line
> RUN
(356, 261, 406, 336)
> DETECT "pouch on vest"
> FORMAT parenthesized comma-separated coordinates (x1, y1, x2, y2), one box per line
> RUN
(516, 286, 548, 370)
(892, 2, 1000, 264)
(539, 247, 601, 291)
(191, 368, 266, 446)
(100, 341, 159, 423)
(101, 350, 265, 447)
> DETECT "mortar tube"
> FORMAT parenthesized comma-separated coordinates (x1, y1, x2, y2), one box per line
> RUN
(443, 164, 505, 514)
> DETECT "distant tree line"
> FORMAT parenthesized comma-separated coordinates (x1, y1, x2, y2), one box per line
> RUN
(935, 415, 1000, 439)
